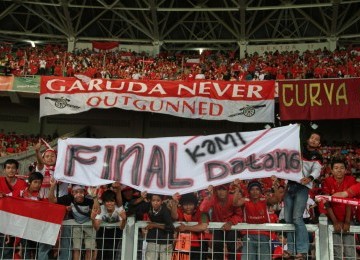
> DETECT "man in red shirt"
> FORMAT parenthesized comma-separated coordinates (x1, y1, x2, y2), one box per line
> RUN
(0, 159, 27, 259)
(323, 158, 357, 260)
(200, 184, 243, 260)
(0, 159, 27, 198)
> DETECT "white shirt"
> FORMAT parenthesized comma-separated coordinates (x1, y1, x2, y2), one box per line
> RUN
(95, 205, 125, 223)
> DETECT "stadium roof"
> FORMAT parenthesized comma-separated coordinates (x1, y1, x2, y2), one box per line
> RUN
(0, 0, 359, 50)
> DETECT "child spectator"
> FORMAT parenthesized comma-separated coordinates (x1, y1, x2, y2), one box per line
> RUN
(200, 184, 243, 260)
(170, 192, 209, 259)
(137, 193, 175, 260)
(322, 157, 357, 259)
(272, 233, 288, 259)
(48, 181, 96, 260)
(15, 172, 53, 260)
(0, 159, 27, 259)
(91, 189, 126, 260)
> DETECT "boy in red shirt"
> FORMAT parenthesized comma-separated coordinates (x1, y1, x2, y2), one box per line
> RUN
(322, 158, 356, 260)
(170, 193, 209, 259)
(0, 159, 27, 259)
(14, 172, 53, 260)
(200, 184, 243, 260)
(233, 180, 281, 260)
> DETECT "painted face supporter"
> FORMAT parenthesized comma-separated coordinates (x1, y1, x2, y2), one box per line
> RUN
(233, 180, 281, 260)
(138, 193, 175, 260)
(170, 192, 209, 260)
(283, 131, 323, 260)
(48, 182, 95, 260)
(91, 189, 126, 260)
(15, 172, 53, 260)
(0, 159, 27, 259)
(34, 140, 69, 198)
(322, 158, 357, 260)
(200, 184, 243, 260)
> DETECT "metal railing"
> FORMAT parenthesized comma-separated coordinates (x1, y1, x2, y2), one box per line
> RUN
(1, 215, 358, 260)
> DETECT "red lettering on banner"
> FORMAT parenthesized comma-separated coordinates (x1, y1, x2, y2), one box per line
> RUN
(85, 95, 224, 116)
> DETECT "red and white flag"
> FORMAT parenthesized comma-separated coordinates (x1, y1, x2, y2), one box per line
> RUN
(0, 197, 66, 245)
(185, 58, 200, 66)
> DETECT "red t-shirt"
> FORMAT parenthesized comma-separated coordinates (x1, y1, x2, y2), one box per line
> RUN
(200, 195, 243, 224)
(323, 175, 356, 222)
(347, 182, 360, 198)
(243, 198, 270, 236)
(177, 209, 209, 247)
(0, 177, 28, 196)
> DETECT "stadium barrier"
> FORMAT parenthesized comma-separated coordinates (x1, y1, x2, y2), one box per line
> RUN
(1, 215, 358, 259)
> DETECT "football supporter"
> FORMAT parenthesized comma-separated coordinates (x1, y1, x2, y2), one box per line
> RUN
(91, 189, 126, 260)
(283, 131, 323, 260)
(170, 192, 209, 259)
(48, 181, 96, 260)
(322, 157, 357, 259)
(233, 180, 282, 260)
(34, 140, 68, 198)
(137, 193, 175, 260)
(200, 184, 243, 260)
(15, 172, 53, 260)
(0, 159, 27, 259)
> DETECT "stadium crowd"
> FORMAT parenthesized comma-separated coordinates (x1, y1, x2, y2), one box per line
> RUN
(1, 42, 360, 260)
(1, 43, 360, 80)
(0, 129, 55, 157)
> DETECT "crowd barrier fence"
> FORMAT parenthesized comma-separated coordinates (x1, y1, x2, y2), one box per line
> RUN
(1, 215, 359, 260)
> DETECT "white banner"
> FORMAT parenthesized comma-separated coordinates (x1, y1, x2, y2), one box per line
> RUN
(54, 125, 301, 195)
(40, 77, 275, 123)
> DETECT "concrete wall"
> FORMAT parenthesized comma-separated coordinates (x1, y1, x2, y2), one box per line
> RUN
(1, 96, 360, 143)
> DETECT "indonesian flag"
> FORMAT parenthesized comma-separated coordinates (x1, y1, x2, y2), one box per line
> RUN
(0, 197, 66, 245)
(92, 41, 119, 52)
(185, 58, 200, 66)
(121, 52, 133, 60)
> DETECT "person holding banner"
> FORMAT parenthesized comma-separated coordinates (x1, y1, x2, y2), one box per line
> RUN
(48, 182, 96, 260)
(200, 184, 243, 260)
(91, 189, 127, 260)
(322, 157, 357, 260)
(138, 193, 175, 260)
(233, 180, 282, 260)
(283, 131, 323, 260)
(170, 192, 209, 260)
